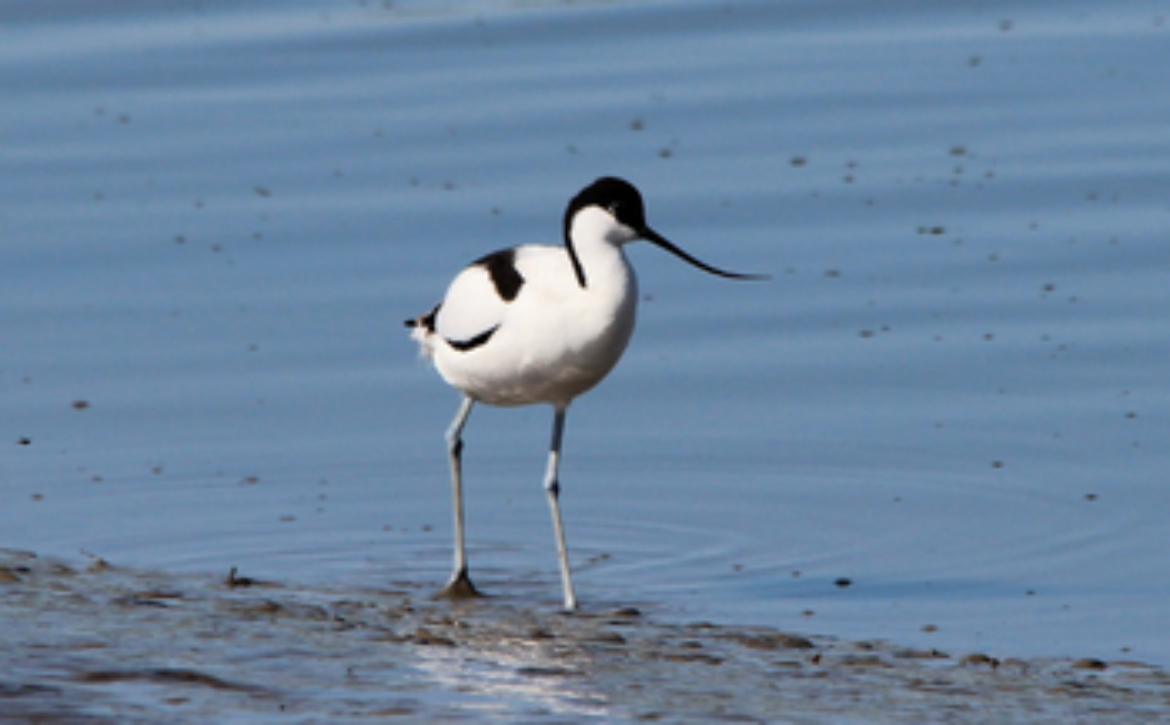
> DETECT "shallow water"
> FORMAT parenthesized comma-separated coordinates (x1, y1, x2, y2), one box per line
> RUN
(3, 0, 1170, 718)
(4, 550, 1169, 722)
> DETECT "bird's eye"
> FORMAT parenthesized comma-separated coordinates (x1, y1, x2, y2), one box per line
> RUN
(607, 203, 620, 217)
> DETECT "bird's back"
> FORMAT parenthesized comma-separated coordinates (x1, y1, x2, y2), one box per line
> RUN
(426, 243, 638, 407)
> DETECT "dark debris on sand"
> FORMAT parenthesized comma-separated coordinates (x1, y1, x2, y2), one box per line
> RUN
(2, 549, 1168, 723)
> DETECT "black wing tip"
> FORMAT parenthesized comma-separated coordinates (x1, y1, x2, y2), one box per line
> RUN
(407, 304, 440, 332)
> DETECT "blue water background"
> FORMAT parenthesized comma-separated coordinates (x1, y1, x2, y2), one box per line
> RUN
(3, 0, 1169, 666)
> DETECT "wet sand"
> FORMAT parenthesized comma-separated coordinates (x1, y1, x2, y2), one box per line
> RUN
(3, 550, 1166, 723)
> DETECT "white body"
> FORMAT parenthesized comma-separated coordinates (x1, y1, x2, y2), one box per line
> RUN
(414, 207, 639, 408)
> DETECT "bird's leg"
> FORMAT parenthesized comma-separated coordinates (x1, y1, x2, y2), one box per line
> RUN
(438, 396, 480, 599)
(544, 404, 578, 612)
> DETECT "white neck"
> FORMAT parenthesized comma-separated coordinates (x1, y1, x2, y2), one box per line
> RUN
(569, 207, 638, 285)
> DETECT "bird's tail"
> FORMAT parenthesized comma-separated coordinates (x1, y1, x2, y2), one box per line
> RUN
(404, 305, 439, 358)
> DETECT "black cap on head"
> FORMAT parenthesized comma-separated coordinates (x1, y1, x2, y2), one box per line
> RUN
(563, 176, 769, 287)
(564, 176, 647, 239)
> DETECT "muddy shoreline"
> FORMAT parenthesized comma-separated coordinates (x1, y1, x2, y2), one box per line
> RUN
(2, 550, 1166, 723)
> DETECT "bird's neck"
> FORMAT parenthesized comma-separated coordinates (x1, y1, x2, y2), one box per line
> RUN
(566, 208, 634, 291)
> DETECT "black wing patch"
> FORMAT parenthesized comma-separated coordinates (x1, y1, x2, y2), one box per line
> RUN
(411, 248, 519, 352)
(405, 303, 440, 332)
(446, 325, 499, 352)
(473, 248, 525, 302)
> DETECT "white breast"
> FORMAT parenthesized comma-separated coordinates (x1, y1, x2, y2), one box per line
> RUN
(431, 243, 638, 407)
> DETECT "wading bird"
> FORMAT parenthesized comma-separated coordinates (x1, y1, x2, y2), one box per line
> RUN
(407, 176, 764, 611)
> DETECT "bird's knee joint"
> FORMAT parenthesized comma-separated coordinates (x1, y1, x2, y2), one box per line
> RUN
(447, 435, 463, 457)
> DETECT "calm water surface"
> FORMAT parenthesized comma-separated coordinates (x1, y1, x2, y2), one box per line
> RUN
(3, 0, 1169, 718)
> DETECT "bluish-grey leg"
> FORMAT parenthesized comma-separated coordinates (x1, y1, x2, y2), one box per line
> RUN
(439, 395, 479, 599)
(544, 404, 577, 611)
